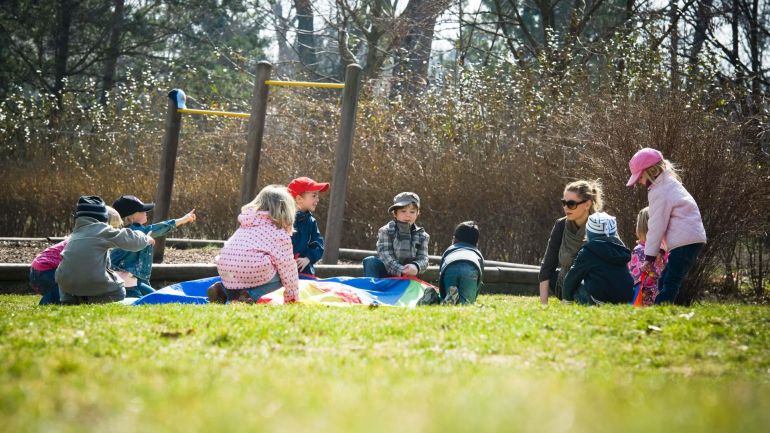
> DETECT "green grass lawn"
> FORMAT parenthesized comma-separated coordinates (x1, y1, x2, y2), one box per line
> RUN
(1, 294, 769, 433)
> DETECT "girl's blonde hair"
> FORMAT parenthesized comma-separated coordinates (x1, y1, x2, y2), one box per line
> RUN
(243, 184, 296, 230)
(564, 179, 603, 214)
(636, 206, 650, 242)
(643, 159, 682, 183)
(106, 206, 123, 229)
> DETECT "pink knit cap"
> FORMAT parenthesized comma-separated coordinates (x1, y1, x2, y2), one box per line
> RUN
(626, 148, 664, 186)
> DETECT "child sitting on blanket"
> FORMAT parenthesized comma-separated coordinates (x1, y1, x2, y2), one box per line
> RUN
(29, 206, 122, 305)
(110, 195, 196, 298)
(439, 221, 484, 305)
(363, 192, 430, 279)
(287, 176, 329, 276)
(56, 196, 153, 304)
(211, 185, 299, 304)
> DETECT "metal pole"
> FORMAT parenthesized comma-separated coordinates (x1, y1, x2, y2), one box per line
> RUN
(240, 61, 272, 205)
(323, 63, 363, 264)
(152, 89, 184, 263)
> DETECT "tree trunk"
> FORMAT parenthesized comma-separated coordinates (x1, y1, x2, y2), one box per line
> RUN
(271, 1, 297, 77)
(748, 0, 761, 115)
(391, 0, 451, 95)
(537, 0, 555, 51)
(688, 0, 712, 74)
(294, 0, 317, 77)
(669, 0, 679, 90)
(53, 0, 73, 110)
(100, 0, 125, 105)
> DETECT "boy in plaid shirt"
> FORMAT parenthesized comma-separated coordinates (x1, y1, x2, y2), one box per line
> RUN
(363, 192, 430, 278)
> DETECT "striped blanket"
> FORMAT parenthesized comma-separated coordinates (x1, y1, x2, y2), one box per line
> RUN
(131, 275, 438, 307)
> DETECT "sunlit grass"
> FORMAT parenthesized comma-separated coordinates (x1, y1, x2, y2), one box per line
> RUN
(1, 294, 768, 432)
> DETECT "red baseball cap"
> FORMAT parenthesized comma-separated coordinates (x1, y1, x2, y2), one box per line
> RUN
(287, 177, 330, 197)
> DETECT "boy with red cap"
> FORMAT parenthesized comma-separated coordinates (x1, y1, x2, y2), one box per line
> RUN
(287, 177, 329, 276)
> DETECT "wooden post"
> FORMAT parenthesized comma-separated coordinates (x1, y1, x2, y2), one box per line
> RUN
(323, 64, 363, 264)
(152, 89, 184, 263)
(240, 61, 272, 205)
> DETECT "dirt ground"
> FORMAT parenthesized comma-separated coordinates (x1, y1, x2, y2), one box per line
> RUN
(0, 240, 220, 264)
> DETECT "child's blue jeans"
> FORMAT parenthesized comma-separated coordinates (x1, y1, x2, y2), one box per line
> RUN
(655, 243, 704, 304)
(125, 279, 155, 298)
(363, 256, 390, 278)
(29, 268, 61, 305)
(440, 262, 481, 304)
(225, 274, 283, 302)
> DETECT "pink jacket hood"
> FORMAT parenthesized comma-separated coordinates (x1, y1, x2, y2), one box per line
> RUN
(238, 208, 274, 228)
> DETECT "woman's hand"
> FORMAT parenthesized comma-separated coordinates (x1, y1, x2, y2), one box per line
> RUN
(539, 280, 550, 305)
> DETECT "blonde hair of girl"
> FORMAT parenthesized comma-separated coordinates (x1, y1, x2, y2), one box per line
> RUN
(122, 213, 138, 226)
(564, 179, 604, 214)
(636, 206, 650, 242)
(106, 206, 123, 229)
(643, 159, 682, 183)
(243, 184, 296, 230)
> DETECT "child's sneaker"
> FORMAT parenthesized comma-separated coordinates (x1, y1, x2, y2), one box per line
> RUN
(417, 287, 440, 305)
(442, 286, 459, 305)
(207, 282, 227, 304)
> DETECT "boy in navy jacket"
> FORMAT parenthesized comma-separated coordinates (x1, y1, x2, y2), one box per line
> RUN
(287, 177, 329, 276)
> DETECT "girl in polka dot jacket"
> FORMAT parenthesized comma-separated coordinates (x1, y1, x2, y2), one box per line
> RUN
(216, 185, 299, 303)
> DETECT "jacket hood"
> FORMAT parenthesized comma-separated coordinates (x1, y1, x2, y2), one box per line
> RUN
(238, 208, 274, 228)
(583, 236, 631, 265)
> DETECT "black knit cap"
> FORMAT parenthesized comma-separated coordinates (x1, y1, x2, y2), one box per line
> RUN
(454, 221, 480, 246)
(75, 195, 108, 222)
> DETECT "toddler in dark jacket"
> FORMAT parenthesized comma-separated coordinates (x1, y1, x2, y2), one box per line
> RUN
(563, 212, 633, 305)
(287, 177, 329, 276)
(439, 221, 484, 304)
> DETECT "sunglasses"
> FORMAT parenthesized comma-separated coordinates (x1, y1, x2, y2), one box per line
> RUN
(560, 199, 588, 210)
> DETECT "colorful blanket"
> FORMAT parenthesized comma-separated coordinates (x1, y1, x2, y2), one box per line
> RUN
(131, 276, 438, 307)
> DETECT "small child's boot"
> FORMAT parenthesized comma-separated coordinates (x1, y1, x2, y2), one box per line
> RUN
(207, 282, 227, 304)
(442, 286, 459, 305)
(417, 286, 440, 306)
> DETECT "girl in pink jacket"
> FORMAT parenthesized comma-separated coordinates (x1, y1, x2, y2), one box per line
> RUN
(216, 185, 299, 304)
(626, 148, 707, 304)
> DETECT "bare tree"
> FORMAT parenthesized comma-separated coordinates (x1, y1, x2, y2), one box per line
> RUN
(335, 0, 451, 87)
(294, 0, 318, 75)
(392, 0, 452, 94)
(100, 0, 125, 105)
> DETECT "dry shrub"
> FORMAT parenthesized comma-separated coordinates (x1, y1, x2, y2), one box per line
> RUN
(547, 94, 769, 304)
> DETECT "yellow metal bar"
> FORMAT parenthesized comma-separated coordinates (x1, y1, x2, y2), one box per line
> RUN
(264, 80, 344, 89)
(177, 108, 250, 119)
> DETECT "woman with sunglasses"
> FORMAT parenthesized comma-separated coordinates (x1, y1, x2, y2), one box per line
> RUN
(538, 180, 603, 305)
